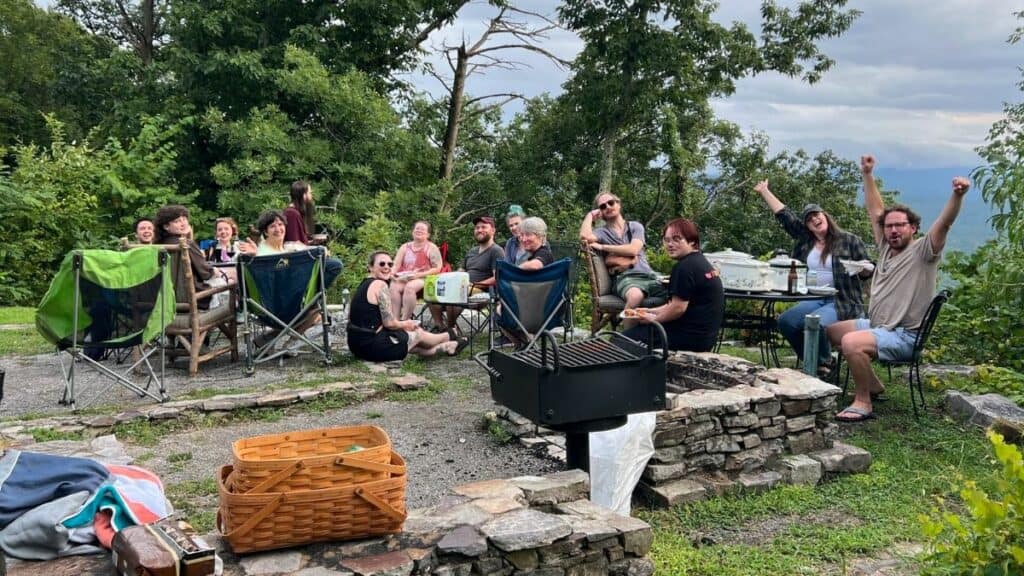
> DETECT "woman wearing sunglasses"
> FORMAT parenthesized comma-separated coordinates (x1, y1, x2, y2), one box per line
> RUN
(623, 219, 724, 352)
(347, 251, 468, 362)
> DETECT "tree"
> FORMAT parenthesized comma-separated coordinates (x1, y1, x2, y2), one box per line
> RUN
(56, 0, 167, 65)
(425, 3, 567, 182)
(557, 0, 860, 195)
(0, 0, 126, 149)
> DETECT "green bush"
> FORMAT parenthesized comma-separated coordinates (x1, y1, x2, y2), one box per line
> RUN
(927, 366, 1024, 408)
(920, 431, 1024, 575)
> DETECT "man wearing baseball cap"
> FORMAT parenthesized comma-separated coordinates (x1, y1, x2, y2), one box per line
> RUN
(431, 216, 505, 332)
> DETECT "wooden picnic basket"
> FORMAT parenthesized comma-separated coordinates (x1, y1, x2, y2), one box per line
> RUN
(217, 450, 407, 554)
(228, 425, 392, 493)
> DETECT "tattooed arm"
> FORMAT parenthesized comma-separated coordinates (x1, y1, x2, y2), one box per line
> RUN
(375, 281, 416, 331)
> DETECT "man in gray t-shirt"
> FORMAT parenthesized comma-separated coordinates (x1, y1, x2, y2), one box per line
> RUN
(579, 192, 667, 310)
(827, 155, 970, 423)
(431, 216, 505, 332)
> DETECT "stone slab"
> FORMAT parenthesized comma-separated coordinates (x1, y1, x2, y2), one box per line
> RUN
(809, 442, 873, 474)
(479, 508, 573, 552)
(945, 390, 1024, 430)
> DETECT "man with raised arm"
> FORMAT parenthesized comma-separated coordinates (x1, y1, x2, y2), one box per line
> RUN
(827, 154, 970, 422)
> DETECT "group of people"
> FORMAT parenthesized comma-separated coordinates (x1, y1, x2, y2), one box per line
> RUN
(345, 209, 557, 361)
(570, 154, 968, 424)
(130, 181, 343, 334)
(129, 155, 971, 417)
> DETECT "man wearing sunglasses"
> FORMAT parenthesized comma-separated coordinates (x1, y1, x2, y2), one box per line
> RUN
(580, 192, 668, 313)
(827, 154, 971, 423)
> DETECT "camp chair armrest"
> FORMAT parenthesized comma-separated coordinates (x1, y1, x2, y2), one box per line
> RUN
(194, 283, 234, 301)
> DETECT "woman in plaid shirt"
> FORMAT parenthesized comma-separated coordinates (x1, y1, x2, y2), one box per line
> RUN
(754, 180, 874, 376)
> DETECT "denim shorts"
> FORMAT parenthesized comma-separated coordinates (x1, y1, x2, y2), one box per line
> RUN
(854, 318, 917, 363)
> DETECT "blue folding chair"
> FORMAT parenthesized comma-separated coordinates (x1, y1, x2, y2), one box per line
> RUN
(490, 258, 572, 352)
(236, 247, 332, 375)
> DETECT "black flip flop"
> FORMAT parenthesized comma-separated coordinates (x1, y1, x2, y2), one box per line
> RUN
(835, 406, 876, 423)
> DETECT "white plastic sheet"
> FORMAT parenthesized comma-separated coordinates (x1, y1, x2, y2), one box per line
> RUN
(588, 412, 657, 516)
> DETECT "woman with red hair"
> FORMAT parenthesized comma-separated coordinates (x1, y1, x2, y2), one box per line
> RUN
(623, 218, 724, 352)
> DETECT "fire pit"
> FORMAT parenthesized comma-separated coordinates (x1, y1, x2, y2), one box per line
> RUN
(476, 327, 668, 471)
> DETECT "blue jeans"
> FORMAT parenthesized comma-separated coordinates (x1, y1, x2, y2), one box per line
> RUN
(777, 298, 838, 364)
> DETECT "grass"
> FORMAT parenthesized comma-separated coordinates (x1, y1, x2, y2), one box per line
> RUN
(165, 478, 219, 533)
(639, 374, 996, 575)
(0, 327, 51, 355)
(0, 307, 34, 324)
(26, 427, 85, 442)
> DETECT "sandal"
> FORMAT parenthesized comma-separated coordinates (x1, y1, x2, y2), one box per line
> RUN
(835, 406, 876, 423)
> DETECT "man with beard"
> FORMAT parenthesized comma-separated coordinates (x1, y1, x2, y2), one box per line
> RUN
(432, 216, 504, 333)
(827, 154, 970, 422)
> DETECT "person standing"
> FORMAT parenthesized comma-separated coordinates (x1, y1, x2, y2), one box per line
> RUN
(828, 155, 970, 422)
(284, 180, 316, 245)
(753, 180, 873, 376)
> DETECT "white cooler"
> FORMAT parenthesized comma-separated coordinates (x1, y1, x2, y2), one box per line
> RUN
(424, 272, 470, 304)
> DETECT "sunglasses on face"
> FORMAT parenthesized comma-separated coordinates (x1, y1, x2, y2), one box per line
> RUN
(598, 199, 618, 210)
(376, 261, 394, 268)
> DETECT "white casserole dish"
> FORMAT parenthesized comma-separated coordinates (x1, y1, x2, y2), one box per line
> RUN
(767, 254, 808, 294)
(705, 249, 772, 292)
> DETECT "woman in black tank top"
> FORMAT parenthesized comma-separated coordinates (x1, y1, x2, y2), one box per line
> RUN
(347, 251, 467, 361)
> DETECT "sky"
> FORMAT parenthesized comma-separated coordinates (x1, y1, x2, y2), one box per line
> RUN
(404, 0, 1023, 170)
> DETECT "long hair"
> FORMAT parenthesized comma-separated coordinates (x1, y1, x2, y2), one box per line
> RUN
(814, 212, 844, 266)
(290, 180, 315, 235)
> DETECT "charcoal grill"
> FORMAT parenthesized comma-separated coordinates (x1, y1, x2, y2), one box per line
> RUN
(475, 325, 668, 472)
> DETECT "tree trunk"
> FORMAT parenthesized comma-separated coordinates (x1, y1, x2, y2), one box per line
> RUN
(140, 0, 154, 65)
(439, 44, 468, 182)
(598, 135, 616, 195)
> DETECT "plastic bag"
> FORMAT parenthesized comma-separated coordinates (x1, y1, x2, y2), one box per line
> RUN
(588, 412, 656, 516)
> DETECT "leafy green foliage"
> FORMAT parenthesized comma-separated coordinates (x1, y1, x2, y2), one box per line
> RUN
(0, 116, 197, 304)
(921, 431, 1024, 575)
(928, 366, 1024, 408)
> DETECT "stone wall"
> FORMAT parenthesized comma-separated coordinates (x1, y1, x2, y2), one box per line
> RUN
(229, 469, 656, 576)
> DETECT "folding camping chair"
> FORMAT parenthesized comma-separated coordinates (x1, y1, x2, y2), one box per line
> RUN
(490, 258, 572, 352)
(36, 247, 173, 409)
(236, 247, 332, 375)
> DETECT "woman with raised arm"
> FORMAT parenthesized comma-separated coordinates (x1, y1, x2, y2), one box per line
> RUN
(347, 251, 468, 362)
(753, 180, 873, 376)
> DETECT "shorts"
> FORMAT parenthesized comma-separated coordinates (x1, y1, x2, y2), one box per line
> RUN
(614, 271, 668, 301)
(853, 318, 917, 363)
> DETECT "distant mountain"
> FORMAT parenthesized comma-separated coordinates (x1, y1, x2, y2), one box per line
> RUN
(872, 167, 996, 254)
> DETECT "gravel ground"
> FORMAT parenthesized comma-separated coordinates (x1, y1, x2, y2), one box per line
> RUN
(0, 347, 563, 510)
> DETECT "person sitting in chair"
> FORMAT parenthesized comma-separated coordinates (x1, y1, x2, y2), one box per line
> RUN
(390, 220, 443, 321)
(623, 219, 723, 352)
(431, 216, 505, 333)
(348, 251, 468, 361)
(238, 210, 342, 289)
(827, 155, 970, 423)
(579, 192, 667, 313)
(154, 205, 230, 309)
(134, 217, 155, 244)
(517, 217, 555, 271)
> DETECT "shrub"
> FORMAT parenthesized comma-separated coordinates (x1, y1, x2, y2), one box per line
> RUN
(920, 431, 1024, 575)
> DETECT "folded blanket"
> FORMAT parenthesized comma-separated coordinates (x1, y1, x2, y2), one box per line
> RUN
(63, 464, 172, 548)
(0, 491, 104, 560)
(0, 450, 110, 530)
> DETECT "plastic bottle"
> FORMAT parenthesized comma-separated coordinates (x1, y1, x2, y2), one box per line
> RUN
(787, 261, 798, 294)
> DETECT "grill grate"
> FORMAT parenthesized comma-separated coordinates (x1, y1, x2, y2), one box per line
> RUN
(513, 337, 641, 368)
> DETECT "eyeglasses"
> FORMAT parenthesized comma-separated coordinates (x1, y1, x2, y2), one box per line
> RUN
(376, 261, 394, 268)
(598, 199, 618, 210)
(662, 235, 685, 245)
(883, 222, 911, 230)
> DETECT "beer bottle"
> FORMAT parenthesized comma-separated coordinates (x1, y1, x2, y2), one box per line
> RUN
(787, 261, 798, 294)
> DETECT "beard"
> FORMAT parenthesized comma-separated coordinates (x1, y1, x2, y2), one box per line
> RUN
(475, 232, 492, 244)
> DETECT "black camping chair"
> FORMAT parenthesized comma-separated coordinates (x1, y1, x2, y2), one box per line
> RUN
(838, 289, 951, 418)
(236, 247, 332, 375)
(489, 258, 572, 352)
